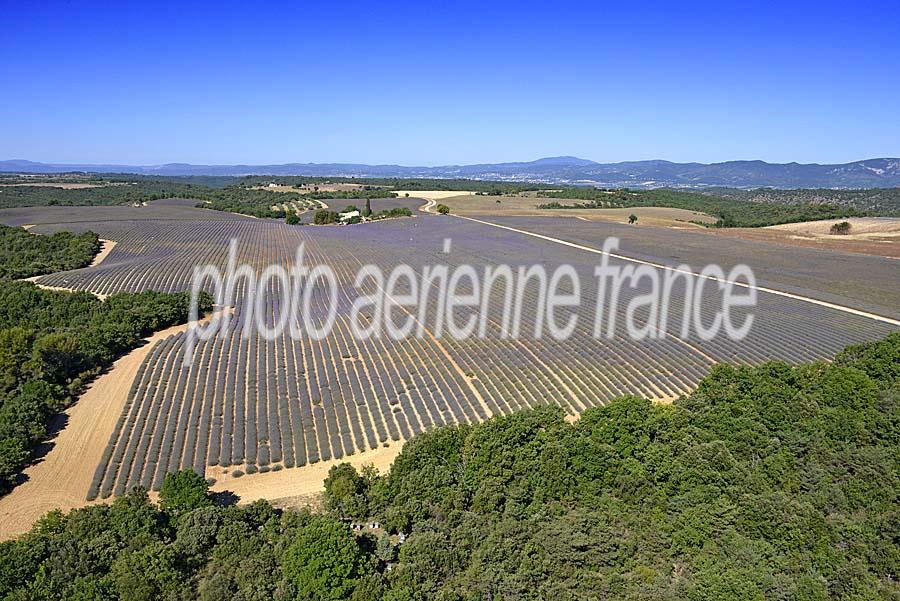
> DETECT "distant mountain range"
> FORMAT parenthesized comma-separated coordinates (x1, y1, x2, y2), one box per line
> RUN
(3, 156, 900, 189)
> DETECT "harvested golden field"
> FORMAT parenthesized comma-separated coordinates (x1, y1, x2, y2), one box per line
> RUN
(706, 217, 900, 259)
(0, 182, 111, 189)
(392, 190, 478, 201)
(769, 217, 900, 237)
(425, 193, 716, 227)
(254, 183, 385, 193)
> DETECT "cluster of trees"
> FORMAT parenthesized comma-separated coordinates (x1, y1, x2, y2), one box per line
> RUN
(3, 331, 897, 599)
(194, 187, 295, 218)
(831, 221, 853, 235)
(313, 210, 339, 225)
(0, 281, 210, 493)
(377, 207, 413, 219)
(0, 225, 100, 279)
(308, 206, 413, 226)
(0, 469, 382, 601)
(538, 188, 867, 227)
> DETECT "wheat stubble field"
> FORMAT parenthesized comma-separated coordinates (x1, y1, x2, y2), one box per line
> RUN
(0, 198, 897, 538)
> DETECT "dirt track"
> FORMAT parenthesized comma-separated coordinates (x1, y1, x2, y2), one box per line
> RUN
(207, 442, 402, 506)
(0, 315, 221, 541)
(90, 239, 117, 266)
(22, 239, 118, 299)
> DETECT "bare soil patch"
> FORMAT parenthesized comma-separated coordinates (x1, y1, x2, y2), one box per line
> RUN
(770, 217, 900, 237)
(21, 239, 118, 299)
(254, 183, 385, 194)
(207, 442, 403, 508)
(89, 239, 117, 267)
(707, 218, 900, 259)
(0, 310, 228, 541)
(0, 322, 197, 540)
(393, 190, 478, 201)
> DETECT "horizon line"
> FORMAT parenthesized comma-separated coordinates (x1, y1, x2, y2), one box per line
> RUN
(3, 155, 900, 169)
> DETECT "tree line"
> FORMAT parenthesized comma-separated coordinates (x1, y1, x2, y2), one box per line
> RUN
(0, 225, 100, 280)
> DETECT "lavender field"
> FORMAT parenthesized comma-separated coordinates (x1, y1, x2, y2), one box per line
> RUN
(2, 199, 897, 499)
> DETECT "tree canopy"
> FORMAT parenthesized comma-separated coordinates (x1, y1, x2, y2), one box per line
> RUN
(0, 225, 99, 280)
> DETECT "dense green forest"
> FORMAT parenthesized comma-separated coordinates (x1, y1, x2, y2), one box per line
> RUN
(0, 225, 100, 280)
(0, 179, 195, 208)
(706, 187, 900, 217)
(0, 174, 243, 208)
(0, 281, 210, 494)
(2, 332, 897, 600)
(538, 189, 867, 227)
(0, 175, 288, 218)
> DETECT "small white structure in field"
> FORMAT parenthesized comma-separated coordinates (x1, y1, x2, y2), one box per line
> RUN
(267, 183, 278, 188)
(339, 210, 361, 222)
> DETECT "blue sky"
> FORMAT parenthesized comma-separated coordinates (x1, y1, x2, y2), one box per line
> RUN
(1, 0, 898, 166)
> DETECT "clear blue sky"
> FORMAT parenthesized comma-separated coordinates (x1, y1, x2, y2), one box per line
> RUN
(1, 0, 898, 166)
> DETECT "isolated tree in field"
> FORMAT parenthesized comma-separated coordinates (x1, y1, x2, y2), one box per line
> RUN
(628, 213, 638, 224)
(285, 213, 300, 225)
(160, 469, 212, 516)
(830, 221, 852, 235)
(364, 198, 372, 217)
(436, 204, 450, 215)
